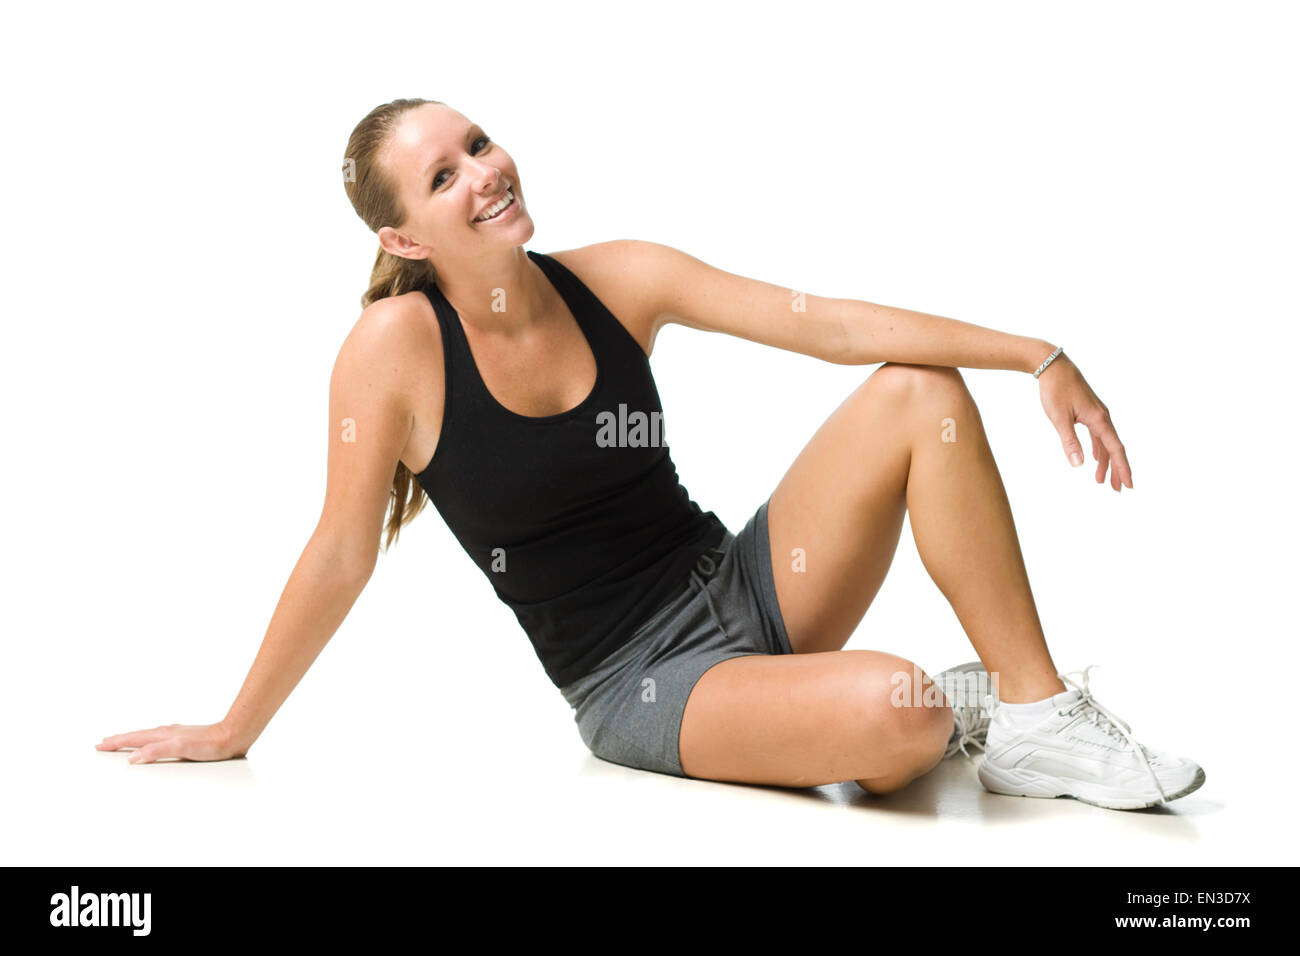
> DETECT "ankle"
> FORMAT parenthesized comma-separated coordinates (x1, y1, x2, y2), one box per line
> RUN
(997, 675, 1067, 704)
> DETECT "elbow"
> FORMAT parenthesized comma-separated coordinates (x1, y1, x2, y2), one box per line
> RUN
(834, 302, 892, 366)
(310, 526, 379, 588)
(343, 554, 377, 588)
(825, 336, 874, 366)
(339, 541, 380, 587)
(834, 334, 886, 366)
(825, 310, 874, 366)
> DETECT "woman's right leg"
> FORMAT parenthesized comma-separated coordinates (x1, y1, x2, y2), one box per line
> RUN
(678, 649, 953, 792)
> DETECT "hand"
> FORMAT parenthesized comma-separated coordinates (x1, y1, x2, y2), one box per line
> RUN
(96, 722, 247, 764)
(1036, 352, 1133, 492)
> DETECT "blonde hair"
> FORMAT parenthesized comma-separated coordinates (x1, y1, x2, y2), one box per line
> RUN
(341, 97, 444, 552)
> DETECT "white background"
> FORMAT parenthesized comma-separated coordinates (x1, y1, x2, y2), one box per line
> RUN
(2, 0, 1296, 865)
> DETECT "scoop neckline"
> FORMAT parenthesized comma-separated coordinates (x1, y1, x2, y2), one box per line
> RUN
(448, 250, 603, 425)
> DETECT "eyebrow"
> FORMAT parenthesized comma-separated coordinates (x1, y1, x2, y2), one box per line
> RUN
(422, 125, 484, 180)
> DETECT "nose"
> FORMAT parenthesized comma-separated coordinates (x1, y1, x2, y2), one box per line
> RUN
(472, 163, 505, 193)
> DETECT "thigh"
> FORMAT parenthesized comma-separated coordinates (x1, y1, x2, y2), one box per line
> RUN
(678, 649, 953, 787)
(766, 363, 962, 654)
(563, 534, 766, 779)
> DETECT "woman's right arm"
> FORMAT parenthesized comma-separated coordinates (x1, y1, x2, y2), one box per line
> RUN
(97, 298, 425, 763)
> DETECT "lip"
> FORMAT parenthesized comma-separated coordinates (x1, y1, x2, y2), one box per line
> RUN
(473, 187, 517, 224)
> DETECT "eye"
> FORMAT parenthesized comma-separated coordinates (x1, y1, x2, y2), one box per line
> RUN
(432, 136, 492, 190)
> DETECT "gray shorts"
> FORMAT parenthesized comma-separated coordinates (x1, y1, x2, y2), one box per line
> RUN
(559, 496, 795, 777)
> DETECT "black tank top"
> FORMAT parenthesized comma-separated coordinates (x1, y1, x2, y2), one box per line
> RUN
(414, 249, 728, 688)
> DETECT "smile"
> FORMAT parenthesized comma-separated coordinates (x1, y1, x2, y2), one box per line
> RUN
(473, 188, 516, 223)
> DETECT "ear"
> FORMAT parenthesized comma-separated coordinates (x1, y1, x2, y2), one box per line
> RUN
(378, 224, 431, 261)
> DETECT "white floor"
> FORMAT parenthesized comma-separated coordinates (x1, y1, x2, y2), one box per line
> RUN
(7, 688, 1274, 866)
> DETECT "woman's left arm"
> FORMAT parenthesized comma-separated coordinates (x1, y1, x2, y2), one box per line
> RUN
(828, 295, 1132, 491)
(613, 238, 1132, 491)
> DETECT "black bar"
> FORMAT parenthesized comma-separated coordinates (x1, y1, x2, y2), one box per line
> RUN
(9, 866, 1283, 940)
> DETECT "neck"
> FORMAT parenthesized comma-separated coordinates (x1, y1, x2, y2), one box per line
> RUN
(433, 247, 548, 337)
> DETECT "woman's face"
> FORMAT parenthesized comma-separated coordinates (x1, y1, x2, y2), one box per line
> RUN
(382, 103, 532, 260)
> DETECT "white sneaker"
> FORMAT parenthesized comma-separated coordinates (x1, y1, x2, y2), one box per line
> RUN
(934, 661, 997, 759)
(977, 665, 1206, 810)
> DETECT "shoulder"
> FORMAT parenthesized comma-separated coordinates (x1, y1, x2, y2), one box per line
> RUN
(541, 239, 686, 356)
(330, 289, 441, 397)
(345, 288, 439, 357)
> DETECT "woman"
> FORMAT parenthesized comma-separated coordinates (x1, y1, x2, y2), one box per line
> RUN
(98, 98, 1204, 811)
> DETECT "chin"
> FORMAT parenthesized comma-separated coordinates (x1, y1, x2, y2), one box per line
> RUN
(497, 220, 535, 244)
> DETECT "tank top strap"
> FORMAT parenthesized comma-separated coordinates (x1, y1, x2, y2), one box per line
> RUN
(526, 249, 648, 367)
(420, 276, 475, 410)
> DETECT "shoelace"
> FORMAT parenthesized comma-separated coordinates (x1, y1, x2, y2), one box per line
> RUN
(1056, 664, 1170, 805)
(948, 700, 988, 759)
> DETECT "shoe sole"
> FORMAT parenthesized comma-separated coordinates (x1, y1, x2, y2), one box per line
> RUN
(977, 760, 1206, 810)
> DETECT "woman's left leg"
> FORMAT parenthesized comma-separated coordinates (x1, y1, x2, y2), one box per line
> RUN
(766, 362, 1067, 704)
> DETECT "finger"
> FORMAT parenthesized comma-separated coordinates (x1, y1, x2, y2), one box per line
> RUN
(1053, 419, 1086, 468)
(128, 737, 183, 765)
(1095, 422, 1132, 491)
(1091, 431, 1117, 489)
(98, 727, 175, 751)
(99, 728, 183, 749)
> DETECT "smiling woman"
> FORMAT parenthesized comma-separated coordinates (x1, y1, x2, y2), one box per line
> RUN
(95, 96, 1204, 813)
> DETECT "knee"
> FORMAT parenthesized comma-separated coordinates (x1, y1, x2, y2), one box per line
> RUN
(856, 751, 945, 795)
(891, 662, 954, 757)
(854, 702, 952, 796)
(861, 654, 955, 763)
(868, 362, 972, 408)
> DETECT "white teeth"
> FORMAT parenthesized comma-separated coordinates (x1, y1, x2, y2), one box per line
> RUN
(474, 189, 514, 222)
